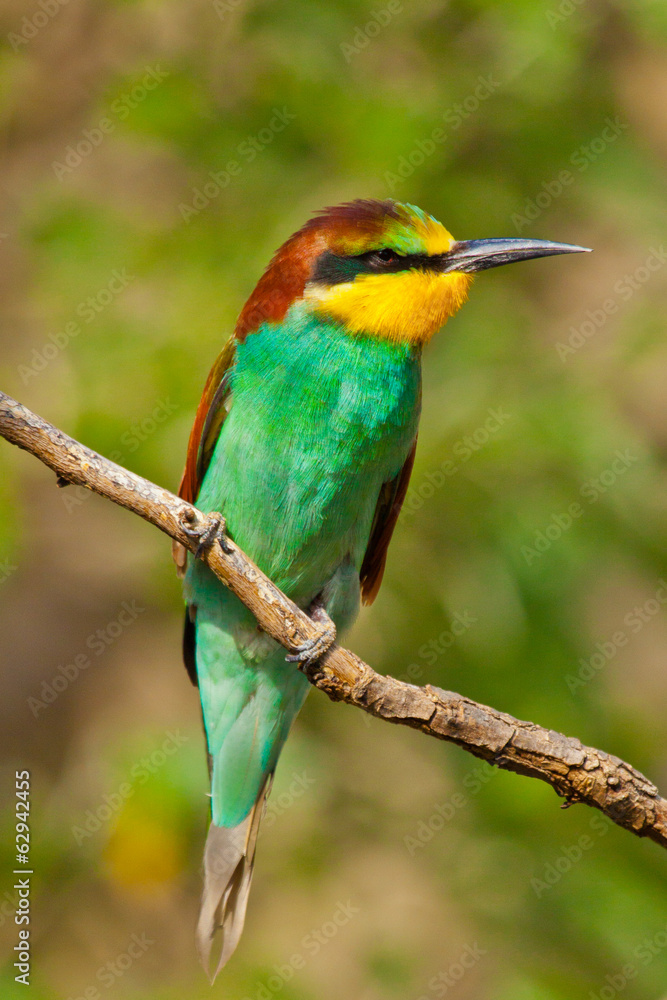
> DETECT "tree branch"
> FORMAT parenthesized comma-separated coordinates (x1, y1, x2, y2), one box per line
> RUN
(1, 389, 666, 849)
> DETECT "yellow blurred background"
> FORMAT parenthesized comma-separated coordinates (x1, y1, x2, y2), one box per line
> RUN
(1, 1, 667, 998)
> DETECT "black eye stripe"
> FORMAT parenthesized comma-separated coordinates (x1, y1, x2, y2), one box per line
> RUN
(312, 249, 447, 284)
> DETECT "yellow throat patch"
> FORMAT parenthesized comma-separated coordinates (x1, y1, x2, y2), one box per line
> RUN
(307, 268, 474, 346)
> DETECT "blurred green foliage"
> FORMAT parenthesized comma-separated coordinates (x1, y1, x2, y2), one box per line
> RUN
(1, 0, 667, 997)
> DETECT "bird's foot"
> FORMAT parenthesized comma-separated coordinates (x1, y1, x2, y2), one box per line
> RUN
(179, 510, 232, 558)
(286, 601, 336, 669)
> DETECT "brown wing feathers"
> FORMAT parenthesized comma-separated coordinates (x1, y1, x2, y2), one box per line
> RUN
(172, 336, 237, 579)
(360, 438, 417, 605)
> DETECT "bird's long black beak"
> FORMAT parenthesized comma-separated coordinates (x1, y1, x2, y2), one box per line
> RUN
(440, 238, 592, 273)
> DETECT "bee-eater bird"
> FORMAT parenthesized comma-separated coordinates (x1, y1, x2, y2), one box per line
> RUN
(174, 198, 589, 978)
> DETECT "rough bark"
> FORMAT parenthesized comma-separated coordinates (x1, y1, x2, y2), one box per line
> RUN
(1, 389, 666, 849)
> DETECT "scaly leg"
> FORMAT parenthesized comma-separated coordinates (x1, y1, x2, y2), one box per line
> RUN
(286, 597, 336, 669)
(180, 510, 233, 558)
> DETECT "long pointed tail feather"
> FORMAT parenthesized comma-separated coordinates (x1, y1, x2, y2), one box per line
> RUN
(186, 583, 311, 978)
(197, 774, 273, 982)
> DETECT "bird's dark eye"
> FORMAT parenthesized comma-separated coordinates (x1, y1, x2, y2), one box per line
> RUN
(349, 247, 408, 274)
(360, 248, 402, 268)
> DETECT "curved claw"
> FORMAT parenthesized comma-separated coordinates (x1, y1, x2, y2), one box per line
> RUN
(180, 511, 232, 557)
(286, 606, 336, 668)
